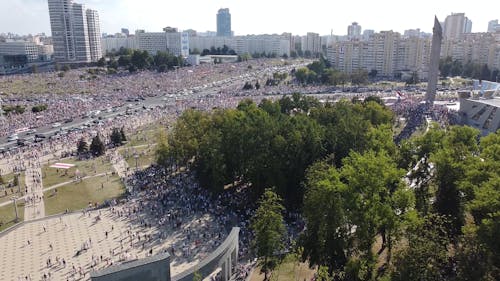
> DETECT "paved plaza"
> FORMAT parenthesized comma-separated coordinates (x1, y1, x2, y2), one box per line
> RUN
(0, 203, 220, 281)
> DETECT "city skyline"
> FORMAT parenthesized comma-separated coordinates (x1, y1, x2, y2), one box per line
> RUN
(1, 0, 499, 37)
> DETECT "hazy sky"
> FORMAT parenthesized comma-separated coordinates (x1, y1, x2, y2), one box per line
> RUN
(1, 0, 499, 36)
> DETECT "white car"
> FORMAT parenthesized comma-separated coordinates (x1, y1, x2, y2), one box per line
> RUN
(52, 122, 61, 128)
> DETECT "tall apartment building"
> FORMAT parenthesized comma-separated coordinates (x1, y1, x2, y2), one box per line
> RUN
(488, 20, 500, 33)
(327, 30, 431, 79)
(327, 27, 500, 80)
(443, 13, 472, 40)
(47, 0, 101, 62)
(348, 22, 362, 40)
(86, 9, 102, 61)
(135, 30, 189, 57)
(302, 32, 321, 54)
(188, 34, 290, 57)
(217, 8, 232, 37)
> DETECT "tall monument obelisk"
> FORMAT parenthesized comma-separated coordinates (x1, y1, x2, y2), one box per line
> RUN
(426, 16, 443, 104)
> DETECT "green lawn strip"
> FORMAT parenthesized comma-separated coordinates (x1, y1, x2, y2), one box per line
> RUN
(119, 146, 156, 169)
(251, 254, 316, 281)
(125, 124, 159, 147)
(43, 174, 125, 216)
(41, 156, 113, 188)
(0, 172, 25, 205)
(0, 199, 25, 232)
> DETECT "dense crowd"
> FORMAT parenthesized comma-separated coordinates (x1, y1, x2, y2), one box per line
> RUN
(1, 58, 463, 281)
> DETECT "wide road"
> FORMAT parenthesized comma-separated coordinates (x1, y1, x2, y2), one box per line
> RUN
(0, 62, 306, 151)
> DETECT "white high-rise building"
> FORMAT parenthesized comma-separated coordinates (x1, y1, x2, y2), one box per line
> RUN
(86, 9, 102, 61)
(71, 3, 90, 62)
(47, 0, 101, 62)
(135, 30, 189, 57)
(443, 13, 472, 40)
(347, 22, 362, 40)
(488, 20, 500, 33)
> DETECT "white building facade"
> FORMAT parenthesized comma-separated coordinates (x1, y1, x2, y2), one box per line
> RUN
(47, 0, 102, 62)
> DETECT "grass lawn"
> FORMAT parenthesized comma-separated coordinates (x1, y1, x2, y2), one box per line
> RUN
(250, 254, 316, 281)
(43, 174, 125, 216)
(0, 172, 25, 205)
(125, 124, 160, 147)
(120, 145, 156, 169)
(0, 200, 24, 232)
(41, 156, 114, 188)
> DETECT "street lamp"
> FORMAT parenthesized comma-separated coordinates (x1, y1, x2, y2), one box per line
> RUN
(12, 196, 19, 222)
(134, 153, 139, 171)
(15, 171, 21, 194)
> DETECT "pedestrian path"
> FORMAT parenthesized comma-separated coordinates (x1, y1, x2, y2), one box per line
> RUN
(23, 160, 45, 221)
(110, 150, 130, 178)
(0, 172, 110, 208)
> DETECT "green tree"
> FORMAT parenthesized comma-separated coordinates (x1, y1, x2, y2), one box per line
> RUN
(118, 55, 131, 67)
(192, 270, 202, 281)
(97, 57, 106, 67)
(156, 129, 173, 171)
(110, 128, 123, 146)
(77, 137, 88, 155)
(432, 126, 480, 238)
(120, 127, 127, 142)
(89, 135, 106, 156)
(295, 67, 310, 84)
(251, 189, 286, 281)
(350, 69, 369, 85)
(391, 215, 451, 281)
(302, 161, 349, 275)
(341, 150, 411, 276)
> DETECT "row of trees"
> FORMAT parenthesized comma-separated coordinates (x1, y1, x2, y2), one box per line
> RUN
(1, 105, 25, 115)
(101, 48, 185, 73)
(250, 124, 499, 281)
(439, 56, 499, 81)
(294, 57, 370, 86)
(77, 127, 127, 158)
(1, 104, 48, 115)
(157, 94, 393, 208)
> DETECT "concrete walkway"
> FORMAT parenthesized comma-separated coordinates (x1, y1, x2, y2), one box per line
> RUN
(110, 150, 130, 178)
(23, 161, 45, 221)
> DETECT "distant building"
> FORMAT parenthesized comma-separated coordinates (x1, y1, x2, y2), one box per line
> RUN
(302, 32, 321, 54)
(362, 29, 374, 40)
(0, 41, 40, 62)
(217, 8, 232, 37)
(135, 30, 189, 57)
(458, 81, 500, 135)
(488, 20, 500, 33)
(101, 36, 137, 54)
(404, 28, 421, 38)
(47, 0, 102, 62)
(188, 34, 290, 57)
(121, 28, 130, 36)
(347, 22, 362, 40)
(443, 13, 471, 40)
(86, 9, 102, 61)
(184, 29, 197, 37)
(198, 31, 217, 37)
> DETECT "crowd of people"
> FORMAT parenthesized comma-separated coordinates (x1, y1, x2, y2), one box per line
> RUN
(0, 57, 463, 281)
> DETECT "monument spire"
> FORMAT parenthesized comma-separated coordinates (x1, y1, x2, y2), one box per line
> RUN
(426, 16, 443, 105)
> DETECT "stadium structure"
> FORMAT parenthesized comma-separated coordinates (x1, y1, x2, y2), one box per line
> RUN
(457, 80, 500, 135)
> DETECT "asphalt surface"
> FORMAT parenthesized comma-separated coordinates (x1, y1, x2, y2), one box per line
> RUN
(0, 63, 305, 152)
